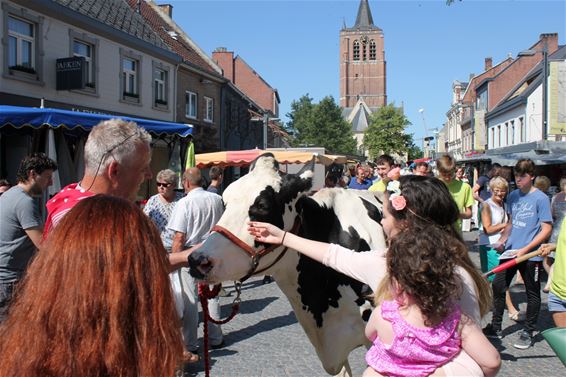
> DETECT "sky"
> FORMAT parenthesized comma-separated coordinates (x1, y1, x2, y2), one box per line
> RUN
(169, 0, 566, 146)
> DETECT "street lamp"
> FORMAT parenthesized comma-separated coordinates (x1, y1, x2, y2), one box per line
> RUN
(518, 40, 548, 140)
(418, 108, 430, 157)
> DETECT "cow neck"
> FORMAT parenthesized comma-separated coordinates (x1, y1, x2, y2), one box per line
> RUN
(211, 216, 301, 283)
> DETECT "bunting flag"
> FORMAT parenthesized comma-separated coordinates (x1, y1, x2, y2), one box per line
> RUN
(185, 140, 196, 170)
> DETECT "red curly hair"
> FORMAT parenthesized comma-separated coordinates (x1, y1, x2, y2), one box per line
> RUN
(0, 195, 183, 377)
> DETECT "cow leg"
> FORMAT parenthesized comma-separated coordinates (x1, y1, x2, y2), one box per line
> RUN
(335, 362, 352, 377)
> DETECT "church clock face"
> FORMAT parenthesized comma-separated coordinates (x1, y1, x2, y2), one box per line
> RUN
(360, 35, 369, 44)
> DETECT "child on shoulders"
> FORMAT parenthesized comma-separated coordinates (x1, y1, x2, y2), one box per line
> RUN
(363, 226, 500, 377)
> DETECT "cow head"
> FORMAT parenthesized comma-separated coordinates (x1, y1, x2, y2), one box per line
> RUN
(189, 153, 314, 283)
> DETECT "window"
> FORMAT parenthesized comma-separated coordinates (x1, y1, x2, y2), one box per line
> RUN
(504, 122, 508, 146)
(8, 16, 34, 71)
(154, 68, 167, 105)
(510, 120, 515, 145)
(185, 91, 197, 118)
(490, 128, 495, 149)
(204, 97, 214, 122)
(122, 58, 137, 97)
(73, 39, 94, 88)
(476, 90, 488, 111)
(369, 40, 376, 60)
(119, 49, 142, 103)
(497, 125, 501, 148)
(353, 40, 360, 61)
(362, 42, 367, 61)
(519, 117, 526, 142)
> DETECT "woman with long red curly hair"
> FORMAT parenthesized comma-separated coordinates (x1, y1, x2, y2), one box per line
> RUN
(0, 195, 184, 377)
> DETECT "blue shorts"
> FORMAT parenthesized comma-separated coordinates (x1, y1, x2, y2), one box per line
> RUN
(548, 292, 566, 312)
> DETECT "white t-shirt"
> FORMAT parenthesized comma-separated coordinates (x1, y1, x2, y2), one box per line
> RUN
(167, 188, 224, 247)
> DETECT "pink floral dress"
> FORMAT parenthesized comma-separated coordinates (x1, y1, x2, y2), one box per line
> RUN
(366, 300, 461, 377)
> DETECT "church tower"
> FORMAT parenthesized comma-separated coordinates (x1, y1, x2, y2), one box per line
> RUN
(339, 0, 386, 109)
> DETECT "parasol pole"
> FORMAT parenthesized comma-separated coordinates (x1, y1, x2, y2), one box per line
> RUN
(483, 249, 543, 278)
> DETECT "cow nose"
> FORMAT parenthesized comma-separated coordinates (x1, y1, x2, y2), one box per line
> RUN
(188, 253, 213, 279)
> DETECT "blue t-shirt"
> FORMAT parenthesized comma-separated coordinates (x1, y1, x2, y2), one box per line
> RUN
(506, 188, 552, 261)
(348, 178, 372, 190)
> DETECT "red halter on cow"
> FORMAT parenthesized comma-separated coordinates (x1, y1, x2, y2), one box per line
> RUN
(189, 153, 385, 375)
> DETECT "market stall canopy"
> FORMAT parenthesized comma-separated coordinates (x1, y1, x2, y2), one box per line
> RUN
(0, 105, 193, 137)
(412, 157, 432, 163)
(195, 149, 347, 168)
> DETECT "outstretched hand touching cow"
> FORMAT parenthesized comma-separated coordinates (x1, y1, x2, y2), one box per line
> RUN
(248, 221, 331, 265)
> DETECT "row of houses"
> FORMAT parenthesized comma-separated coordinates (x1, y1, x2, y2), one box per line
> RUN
(437, 33, 566, 179)
(0, 0, 286, 197)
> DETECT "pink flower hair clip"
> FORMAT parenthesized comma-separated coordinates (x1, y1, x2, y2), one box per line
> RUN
(390, 195, 407, 211)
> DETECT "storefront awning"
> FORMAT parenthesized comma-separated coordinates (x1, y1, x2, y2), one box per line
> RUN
(195, 149, 347, 168)
(0, 105, 193, 137)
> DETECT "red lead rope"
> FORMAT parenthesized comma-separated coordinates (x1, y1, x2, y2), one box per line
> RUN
(198, 282, 241, 377)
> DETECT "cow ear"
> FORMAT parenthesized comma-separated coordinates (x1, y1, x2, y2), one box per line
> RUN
(296, 156, 315, 180)
(250, 153, 279, 172)
(277, 162, 314, 205)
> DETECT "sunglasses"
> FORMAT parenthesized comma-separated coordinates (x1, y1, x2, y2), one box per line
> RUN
(157, 182, 171, 188)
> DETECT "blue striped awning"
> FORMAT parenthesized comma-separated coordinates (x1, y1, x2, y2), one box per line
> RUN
(0, 105, 192, 137)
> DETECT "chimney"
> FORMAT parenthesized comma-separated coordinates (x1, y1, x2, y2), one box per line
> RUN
(539, 33, 559, 54)
(469, 73, 475, 82)
(484, 57, 493, 71)
(212, 48, 234, 82)
(158, 4, 173, 18)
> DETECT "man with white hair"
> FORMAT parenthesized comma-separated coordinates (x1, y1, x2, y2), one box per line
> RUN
(44, 119, 195, 271)
(44, 119, 152, 234)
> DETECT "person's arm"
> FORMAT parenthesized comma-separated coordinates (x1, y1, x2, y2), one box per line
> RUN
(460, 206, 472, 219)
(460, 184, 474, 219)
(539, 242, 557, 257)
(24, 227, 43, 249)
(365, 305, 382, 342)
(171, 231, 186, 254)
(480, 204, 506, 235)
(248, 221, 384, 288)
(515, 222, 552, 257)
(248, 221, 330, 264)
(459, 315, 501, 377)
(494, 219, 512, 251)
(168, 245, 201, 271)
(472, 183, 483, 203)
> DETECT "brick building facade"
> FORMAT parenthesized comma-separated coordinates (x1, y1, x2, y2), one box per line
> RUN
(212, 48, 280, 118)
(339, 0, 386, 109)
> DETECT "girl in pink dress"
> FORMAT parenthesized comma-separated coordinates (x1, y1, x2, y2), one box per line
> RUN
(363, 226, 499, 377)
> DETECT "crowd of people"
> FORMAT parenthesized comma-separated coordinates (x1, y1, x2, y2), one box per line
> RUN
(0, 117, 564, 375)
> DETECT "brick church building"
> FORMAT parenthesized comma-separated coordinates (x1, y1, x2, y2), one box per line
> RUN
(340, 0, 387, 154)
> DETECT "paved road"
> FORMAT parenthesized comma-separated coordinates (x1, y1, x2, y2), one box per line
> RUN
(181, 231, 564, 376)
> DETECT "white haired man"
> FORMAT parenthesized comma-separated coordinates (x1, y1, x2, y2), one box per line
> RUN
(43, 119, 193, 271)
(44, 119, 152, 233)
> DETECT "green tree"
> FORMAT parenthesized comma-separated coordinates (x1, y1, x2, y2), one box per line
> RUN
(286, 95, 356, 155)
(406, 140, 424, 160)
(363, 104, 412, 159)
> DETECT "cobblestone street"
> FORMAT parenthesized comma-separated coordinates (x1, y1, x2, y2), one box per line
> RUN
(182, 231, 564, 377)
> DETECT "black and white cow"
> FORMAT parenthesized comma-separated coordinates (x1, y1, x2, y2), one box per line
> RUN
(189, 154, 385, 375)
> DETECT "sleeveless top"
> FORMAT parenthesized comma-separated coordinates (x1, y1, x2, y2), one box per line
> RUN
(479, 198, 507, 245)
(365, 300, 461, 377)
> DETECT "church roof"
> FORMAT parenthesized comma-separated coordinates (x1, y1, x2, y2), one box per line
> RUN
(343, 0, 381, 32)
(342, 98, 378, 133)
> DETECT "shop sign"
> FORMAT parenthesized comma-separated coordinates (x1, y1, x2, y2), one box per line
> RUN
(56, 57, 86, 90)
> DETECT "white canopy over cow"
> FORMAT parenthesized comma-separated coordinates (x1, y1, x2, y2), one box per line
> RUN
(189, 154, 386, 375)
